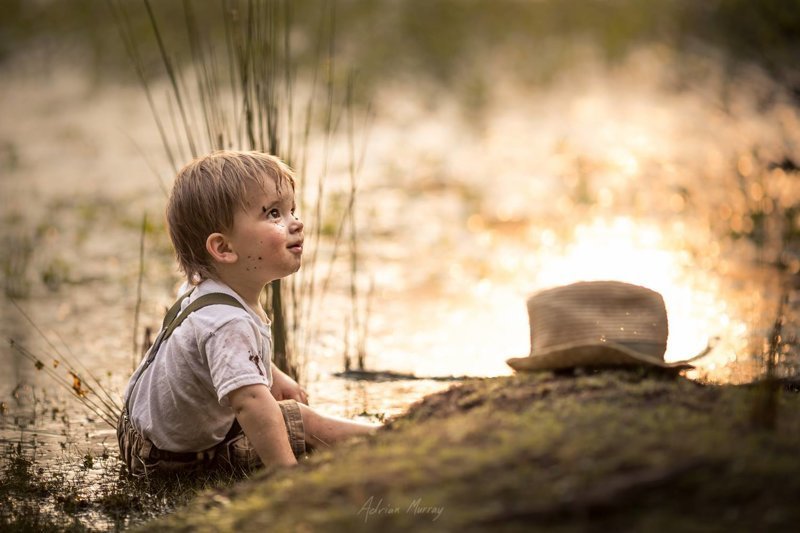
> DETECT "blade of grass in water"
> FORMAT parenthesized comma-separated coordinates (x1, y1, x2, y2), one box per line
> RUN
(299, 8, 337, 358)
(121, 131, 169, 196)
(9, 299, 121, 420)
(105, 0, 178, 172)
(113, 0, 368, 380)
(49, 329, 122, 419)
(7, 312, 120, 420)
(143, 0, 198, 158)
(132, 212, 147, 373)
(291, 3, 329, 361)
(8, 340, 117, 428)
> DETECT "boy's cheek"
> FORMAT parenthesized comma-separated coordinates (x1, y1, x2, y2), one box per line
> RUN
(264, 227, 290, 245)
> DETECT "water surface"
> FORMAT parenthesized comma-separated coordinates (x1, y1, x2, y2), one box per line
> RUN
(0, 47, 796, 527)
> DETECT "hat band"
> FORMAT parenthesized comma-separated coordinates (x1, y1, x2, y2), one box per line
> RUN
(536, 339, 665, 358)
(613, 340, 665, 357)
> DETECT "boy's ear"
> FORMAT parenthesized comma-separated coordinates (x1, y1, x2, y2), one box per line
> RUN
(206, 233, 238, 264)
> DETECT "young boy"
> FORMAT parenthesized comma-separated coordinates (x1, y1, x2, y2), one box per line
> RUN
(118, 150, 377, 476)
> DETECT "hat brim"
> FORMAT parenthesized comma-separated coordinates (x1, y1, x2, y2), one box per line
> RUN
(506, 341, 700, 372)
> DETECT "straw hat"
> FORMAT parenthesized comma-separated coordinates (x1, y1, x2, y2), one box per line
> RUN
(506, 281, 712, 372)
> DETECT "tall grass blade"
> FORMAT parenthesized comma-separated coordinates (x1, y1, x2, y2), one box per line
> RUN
(119, 0, 366, 382)
(8, 300, 121, 419)
(143, 0, 198, 158)
(9, 340, 117, 428)
(751, 290, 788, 430)
(106, 0, 178, 172)
(132, 212, 147, 372)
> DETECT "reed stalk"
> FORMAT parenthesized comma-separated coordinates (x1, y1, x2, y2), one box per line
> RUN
(10, 340, 117, 428)
(132, 212, 147, 372)
(313, 71, 373, 371)
(143, 0, 198, 158)
(8, 301, 121, 428)
(105, 0, 178, 171)
(110, 0, 368, 383)
(751, 291, 788, 430)
(346, 76, 360, 370)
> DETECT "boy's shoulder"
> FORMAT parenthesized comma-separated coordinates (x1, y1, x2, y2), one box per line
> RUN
(177, 279, 269, 339)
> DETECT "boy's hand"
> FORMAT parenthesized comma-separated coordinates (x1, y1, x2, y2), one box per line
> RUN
(270, 362, 309, 404)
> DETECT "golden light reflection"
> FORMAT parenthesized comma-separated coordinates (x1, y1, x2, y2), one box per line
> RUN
(609, 147, 640, 177)
(368, 216, 750, 382)
(532, 217, 747, 370)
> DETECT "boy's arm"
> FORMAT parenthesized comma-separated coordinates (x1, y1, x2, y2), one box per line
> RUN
(270, 362, 309, 404)
(228, 383, 297, 467)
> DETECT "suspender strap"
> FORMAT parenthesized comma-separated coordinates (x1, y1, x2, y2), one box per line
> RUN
(161, 288, 195, 330)
(162, 293, 245, 342)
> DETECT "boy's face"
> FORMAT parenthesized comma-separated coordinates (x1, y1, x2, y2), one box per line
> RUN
(226, 178, 304, 284)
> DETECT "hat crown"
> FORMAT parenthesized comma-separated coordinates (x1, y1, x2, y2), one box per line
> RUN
(529, 281, 668, 360)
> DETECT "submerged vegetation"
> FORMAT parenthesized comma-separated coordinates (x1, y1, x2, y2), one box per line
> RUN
(0, 435, 259, 531)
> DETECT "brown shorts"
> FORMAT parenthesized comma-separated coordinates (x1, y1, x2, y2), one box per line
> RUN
(117, 400, 307, 477)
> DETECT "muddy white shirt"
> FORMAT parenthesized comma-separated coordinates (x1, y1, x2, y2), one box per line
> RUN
(125, 279, 273, 452)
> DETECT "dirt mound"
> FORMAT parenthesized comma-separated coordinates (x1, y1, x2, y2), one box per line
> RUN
(144, 370, 800, 532)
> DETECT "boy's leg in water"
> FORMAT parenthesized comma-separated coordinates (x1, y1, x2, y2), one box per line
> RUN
(297, 403, 380, 450)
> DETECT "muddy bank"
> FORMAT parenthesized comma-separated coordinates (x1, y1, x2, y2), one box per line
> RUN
(144, 370, 800, 532)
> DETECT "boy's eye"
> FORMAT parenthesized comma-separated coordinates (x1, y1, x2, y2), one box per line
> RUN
(263, 208, 280, 219)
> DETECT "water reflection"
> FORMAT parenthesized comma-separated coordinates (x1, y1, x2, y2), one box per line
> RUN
(365, 214, 757, 383)
(346, 48, 796, 385)
(533, 217, 744, 369)
(0, 46, 796, 522)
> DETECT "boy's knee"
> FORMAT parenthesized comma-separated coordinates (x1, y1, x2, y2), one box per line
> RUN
(297, 402, 319, 427)
(296, 403, 325, 452)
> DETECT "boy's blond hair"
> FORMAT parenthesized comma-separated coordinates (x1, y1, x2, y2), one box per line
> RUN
(166, 150, 295, 284)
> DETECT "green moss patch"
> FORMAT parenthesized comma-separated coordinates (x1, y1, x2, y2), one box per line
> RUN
(147, 370, 800, 532)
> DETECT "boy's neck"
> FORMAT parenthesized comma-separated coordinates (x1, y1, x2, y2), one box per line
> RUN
(211, 272, 269, 323)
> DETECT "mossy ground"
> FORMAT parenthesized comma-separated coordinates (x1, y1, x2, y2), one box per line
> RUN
(145, 369, 800, 532)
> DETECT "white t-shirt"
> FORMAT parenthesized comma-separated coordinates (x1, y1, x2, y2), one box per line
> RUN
(125, 279, 273, 452)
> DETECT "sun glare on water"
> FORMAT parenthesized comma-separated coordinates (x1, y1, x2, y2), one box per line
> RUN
(387, 216, 748, 382)
(532, 217, 745, 373)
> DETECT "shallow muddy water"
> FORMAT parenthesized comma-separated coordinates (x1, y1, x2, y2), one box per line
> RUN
(1, 47, 798, 528)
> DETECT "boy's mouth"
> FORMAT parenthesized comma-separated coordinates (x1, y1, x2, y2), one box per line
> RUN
(288, 240, 304, 254)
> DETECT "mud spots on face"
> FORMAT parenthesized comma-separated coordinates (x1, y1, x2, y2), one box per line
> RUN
(258, 256, 262, 260)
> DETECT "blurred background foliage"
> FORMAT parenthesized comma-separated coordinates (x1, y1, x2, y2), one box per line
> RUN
(1, 0, 799, 95)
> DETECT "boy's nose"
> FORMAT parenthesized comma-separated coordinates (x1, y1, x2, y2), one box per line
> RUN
(290, 216, 304, 232)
